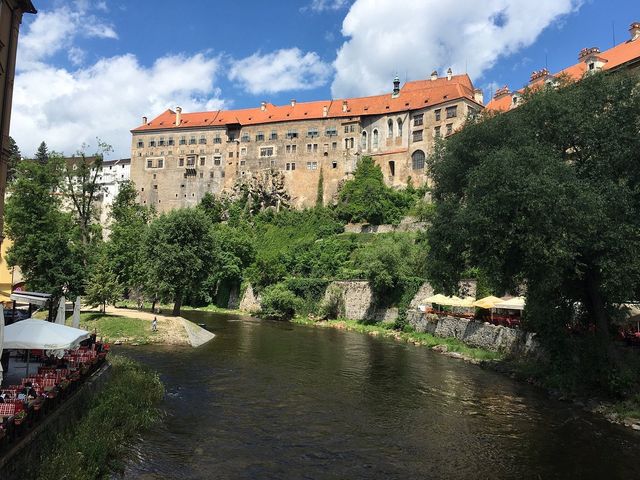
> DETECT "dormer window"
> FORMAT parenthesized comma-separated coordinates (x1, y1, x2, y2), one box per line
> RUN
(589, 62, 595, 70)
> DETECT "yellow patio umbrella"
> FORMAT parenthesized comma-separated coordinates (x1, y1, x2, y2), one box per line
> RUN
(458, 296, 476, 308)
(425, 294, 449, 304)
(473, 295, 504, 309)
(441, 295, 464, 306)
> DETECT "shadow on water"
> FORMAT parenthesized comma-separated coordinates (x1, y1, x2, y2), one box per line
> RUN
(116, 311, 640, 480)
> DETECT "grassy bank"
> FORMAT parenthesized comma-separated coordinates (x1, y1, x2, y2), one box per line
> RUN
(79, 312, 153, 344)
(293, 318, 503, 362)
(116, 300, 241, 315)
(35, 355, 164, 480)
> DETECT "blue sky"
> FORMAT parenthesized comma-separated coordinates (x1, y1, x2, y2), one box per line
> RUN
(11, 0, 639, 158)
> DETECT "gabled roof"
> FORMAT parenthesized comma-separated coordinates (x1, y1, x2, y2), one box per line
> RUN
(132, 74, 480, 133)
(486, 29, 640, 112)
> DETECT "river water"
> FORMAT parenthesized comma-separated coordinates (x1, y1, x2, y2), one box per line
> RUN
(117, 312, 640, 479)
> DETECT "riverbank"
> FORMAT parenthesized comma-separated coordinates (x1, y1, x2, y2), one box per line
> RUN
(34, 356, 164, 480)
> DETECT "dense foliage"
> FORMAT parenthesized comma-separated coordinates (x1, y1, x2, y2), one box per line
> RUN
(35, 356, 164, 480)
(427, 71, 640, 393)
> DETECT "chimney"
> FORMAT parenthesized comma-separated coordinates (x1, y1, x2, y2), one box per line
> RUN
(529, 68, 549, 83)
(260, 101, 267, 111)
(578, 46, 600, 60)
(630, 22, 640, 41)
(493, 86, 511, 99)
(473, 88, 484, 105)
(322, 105, 328, 117)
(342, 100, 348, 113)
(142, 116, 147, 125)
(290, 99, 296, 107)
(430, 70, 438, 81)
(446, 68, 452, 81)
(175, 106, 182, 126)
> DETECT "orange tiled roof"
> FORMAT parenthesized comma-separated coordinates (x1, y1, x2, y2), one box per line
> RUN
(132, 74, 479, 133)
(486, 30, 640, 112)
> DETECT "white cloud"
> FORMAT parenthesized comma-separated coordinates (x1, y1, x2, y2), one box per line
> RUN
(307, 0, 350, 12)
(12, 3, 225, 159)
(228, 48, 332, 95)
(331, 0, 582, 98)
(19, 0, 118, 67)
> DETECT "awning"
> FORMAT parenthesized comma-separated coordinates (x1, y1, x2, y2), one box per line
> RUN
(494, 297, 526, 310)
(3, 319, 89, 351)
(10, 291, 52, 307)
(473, 295, 504, 309)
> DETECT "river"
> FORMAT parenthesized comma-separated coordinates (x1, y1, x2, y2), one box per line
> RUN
(117, 311, 639, 479)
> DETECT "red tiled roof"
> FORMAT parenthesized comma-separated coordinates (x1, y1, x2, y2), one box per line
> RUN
(132, 75, 479, 133)
(486, 32, 640, 112)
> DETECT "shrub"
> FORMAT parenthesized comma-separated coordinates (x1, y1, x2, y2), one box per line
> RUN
(260, 283, 302, 320)
(318, 285, 344, 320)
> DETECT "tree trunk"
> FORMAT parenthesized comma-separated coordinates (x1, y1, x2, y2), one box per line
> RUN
(585, 269, 619, 364)
(151, 298, 157, 314)
(172, 292, 183, 316)
(102, 300, 106, 314)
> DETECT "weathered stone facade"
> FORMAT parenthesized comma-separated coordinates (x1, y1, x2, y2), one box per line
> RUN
(131, 74, 482, 211)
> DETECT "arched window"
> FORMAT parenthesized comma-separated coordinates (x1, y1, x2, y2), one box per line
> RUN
(361, 130, 367, 150)
(387, 119, 393, 138)
(372, 129, 379, 149)
(412, 150, 425, 170)
(397, 118, 403, 137)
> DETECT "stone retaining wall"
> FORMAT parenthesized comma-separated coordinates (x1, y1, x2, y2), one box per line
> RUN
(343, 217, 428, 234)
(407, 310, 539, 355)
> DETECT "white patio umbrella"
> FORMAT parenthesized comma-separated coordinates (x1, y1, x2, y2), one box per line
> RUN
(55, 296, 66, 325)
(4, 319, 90, 359)
(494, 297, 526, 310)
(72, 296, 81, 329)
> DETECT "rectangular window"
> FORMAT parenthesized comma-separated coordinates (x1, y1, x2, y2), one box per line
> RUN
(434, 126, 441, 138)
(260, 147, 274, 157)
(179, 158, 185, 166)
(256, 132, 265, 141)
(307, 128, 318, 138)
(137, 141, 143, 148)
(350, 125, 355, 133)
(214, 156, 221, 166)
(292, 144, 297, 153)
(313, 144, 318, 152)
(240, 147, 247, 156)
(199, 136, 206, 144)
(189, 136, 197, 145)
(326, 127, 337, 136)
(240, 160, 246, 166)
(413, 114, 424, 126)
(270, 131, 278, 140)
(158, 137, 165, 146)
(179, 136, 187, 145)
(344, 126, 349, 133)
(306, 161, 318, 170)
(307, 144, 312, 153)
(412, 130, 423, 142)
(146, 159, 153, 168)
(286, 145, 291, 153)
(286, 162, 296, 171)
(446, 123, 453, 135)
(157, 159, 164, 168)
(286, 130, 298, 139)
(332, 142, 337, 150)
(228, 151, 234, 158)
(168, 138, 175, 146)
(241, 133, 250, 142)
(186, 155, 196, 166)
(270, 160, 275, 167)
(446, 106, 457, 118)
(200, 157, 206, 166)
(214, 135, 222, 144)
(149, 140, 156, 147)
(435, 109, 441, 121)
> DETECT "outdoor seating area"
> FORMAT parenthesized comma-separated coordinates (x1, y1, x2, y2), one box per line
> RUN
(0, 309, 110, 450)
(421, 294, 525, 329)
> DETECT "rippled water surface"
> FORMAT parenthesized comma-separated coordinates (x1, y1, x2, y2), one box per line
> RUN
(118, 312, 640, 479)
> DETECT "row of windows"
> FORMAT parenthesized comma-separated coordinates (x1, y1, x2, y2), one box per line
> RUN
(139, 134, 226, 149)
(146, 156, 225, 169)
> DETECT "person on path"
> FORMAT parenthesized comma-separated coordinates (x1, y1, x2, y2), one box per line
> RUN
(152, 317, 158, 332)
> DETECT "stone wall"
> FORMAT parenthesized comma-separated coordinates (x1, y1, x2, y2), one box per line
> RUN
(322, 280, 399, 323)
(407, 310, 539, 355)
(343, 217, 428, 234)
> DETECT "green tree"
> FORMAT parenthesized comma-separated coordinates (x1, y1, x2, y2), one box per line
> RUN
(105, 180, 152, 294)
(316, 168, 324, 207)
(35, 141, 49, 164)
(141, 208, 214, 315)
(85, 252, 122, 313)
(426, 72, 640, 382)
(4, 158, 84, 298)
(6, 136, 21, 183)
(197, 192, 226, 223)
(336, 156, 411, 225)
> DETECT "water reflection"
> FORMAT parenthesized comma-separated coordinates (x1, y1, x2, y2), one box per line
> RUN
(118, 312, 639, 480)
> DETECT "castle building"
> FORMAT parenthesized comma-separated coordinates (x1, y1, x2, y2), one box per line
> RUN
(130, 71, 483, 211)
(486, 21, 640, 112)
